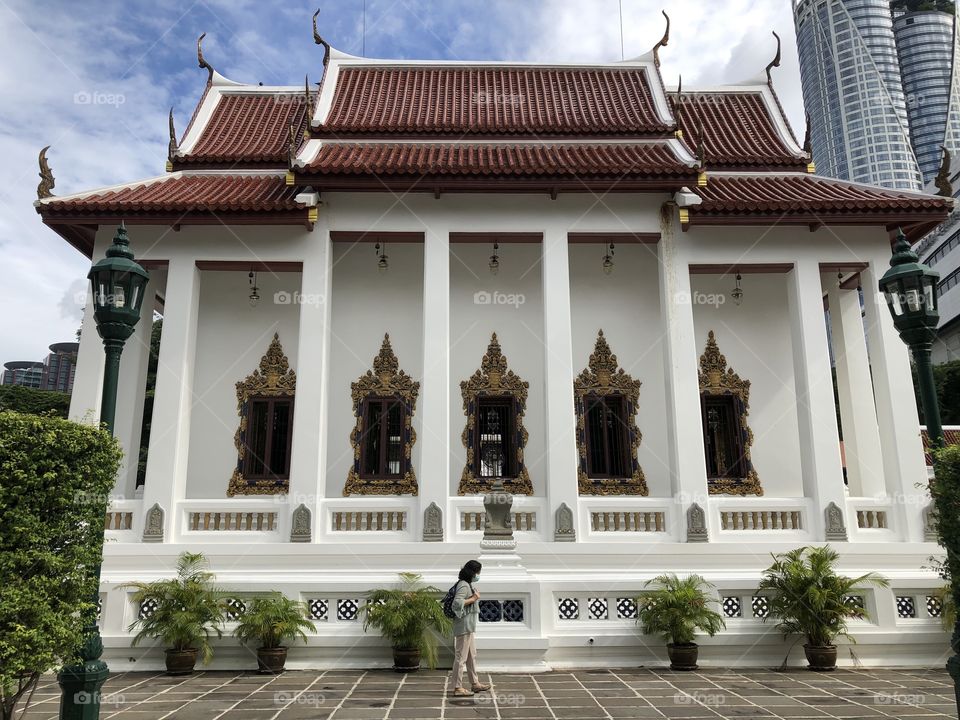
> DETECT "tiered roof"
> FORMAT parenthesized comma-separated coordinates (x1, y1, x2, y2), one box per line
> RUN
(35, 27, 952, 256)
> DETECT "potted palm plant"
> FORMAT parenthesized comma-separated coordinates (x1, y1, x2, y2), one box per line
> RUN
(234, 594, 314, 674)
(635, 574, 725, 670)
(125, 552, 226, 675)
(756, 545, 888, 671)
(361, 572, 452, 672)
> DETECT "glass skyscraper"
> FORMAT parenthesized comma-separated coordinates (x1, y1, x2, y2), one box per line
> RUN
(793, 0, 923, 190)
(893, 8, 957, 183)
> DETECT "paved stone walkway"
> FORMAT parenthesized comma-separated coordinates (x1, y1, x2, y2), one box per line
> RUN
(20, 668, 959, 719)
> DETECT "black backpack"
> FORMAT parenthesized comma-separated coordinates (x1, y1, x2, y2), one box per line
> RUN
(442, 580, 471, 619)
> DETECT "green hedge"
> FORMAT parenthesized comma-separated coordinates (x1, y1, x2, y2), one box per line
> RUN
(0, 385, 71, 418)
(0, 411, 121, 718)
(931, 445, 960, 663)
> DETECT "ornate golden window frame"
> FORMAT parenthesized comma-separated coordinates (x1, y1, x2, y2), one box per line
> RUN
(575, 330, 647, 496)
(458, 333, 533, 495)
(227, 333, 297, 496)
(698, 330, 763, 496)
(344, 334, 419, 496)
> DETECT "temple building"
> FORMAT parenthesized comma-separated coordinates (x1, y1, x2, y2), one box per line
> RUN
(35, 19, 954, 670)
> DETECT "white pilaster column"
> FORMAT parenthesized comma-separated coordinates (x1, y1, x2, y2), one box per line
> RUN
(542, 229, 580, 540)
(787, 260, 846, 539)
(826, 282, 885, 497)
(69, 292, 105, 424)
(140, 258, 200, 542)
(658, 206, 710, 541)
(862, 260, 929, 542)
(418, 225, 450, 539)
(288, 223, 332, 540)
(113, 274, 154, 499)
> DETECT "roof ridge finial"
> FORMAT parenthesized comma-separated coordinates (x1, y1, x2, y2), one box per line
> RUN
(168, 108, 178, 166)
(197, 33, 214, 84)
(288, 123, 299, 169)
(765, 31, 781, 86)
(37, 146, 54, 200)
(304, 74, 315, 140)
(936, 145, 953, 198)
(652, 10, 670, 68)
(674, 74, 684, 139)
(312, 9, 331, 67)
(802, 112, 812, 157)
(696, 120, 706, 169)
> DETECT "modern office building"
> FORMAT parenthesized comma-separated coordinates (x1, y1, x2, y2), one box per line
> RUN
(893, 6, 958, 183)
(2, 361, 44, 388)
(41, 341, 78, 392)
(793, 0, 923, 190)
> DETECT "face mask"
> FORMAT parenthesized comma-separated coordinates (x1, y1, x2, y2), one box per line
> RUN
(473, 574, 480, 582)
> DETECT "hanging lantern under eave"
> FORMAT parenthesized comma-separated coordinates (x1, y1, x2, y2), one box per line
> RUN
(87, 224, 150, 343)
(878, 229, 940, 347)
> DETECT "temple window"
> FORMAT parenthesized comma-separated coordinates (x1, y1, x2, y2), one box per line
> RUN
(584, 394, 631, 479)
(475, 397, 517, 479)
(242, 396, 294, 480)
(359, 397, 406, 478)
(700, 394, 746, 480)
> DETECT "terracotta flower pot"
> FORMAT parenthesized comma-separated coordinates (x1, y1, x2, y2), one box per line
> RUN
(804, 644, 837, 671)
(165, 648, 198, 675)
(667, 643, 699, 671)
(392, 647, 421, 673)
(257, 647, 288, 674)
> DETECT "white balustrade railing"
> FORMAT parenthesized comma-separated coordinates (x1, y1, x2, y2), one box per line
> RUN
(846, 497, 898, 541)
(178, 499, 283, 542)
(323, 498, 416, 540)
(580, 498, 673, 540)
(450, 496, 545, 541)
(104, 498, 141, 536)
(709, 497, 812, 539)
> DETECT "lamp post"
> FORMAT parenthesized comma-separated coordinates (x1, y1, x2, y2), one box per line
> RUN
(877, 228, 953, 707)
(59, 223, 149, 720)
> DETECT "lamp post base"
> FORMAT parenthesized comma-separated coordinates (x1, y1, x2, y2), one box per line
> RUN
(57, 660, 108, 720)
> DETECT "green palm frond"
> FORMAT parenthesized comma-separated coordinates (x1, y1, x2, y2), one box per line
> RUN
(234, 595, 314, 649)
(635, 574, 725, 646)
(756, 545, 888, 647)
(123, 552, 226, 664)
(360, 572, 453, 669)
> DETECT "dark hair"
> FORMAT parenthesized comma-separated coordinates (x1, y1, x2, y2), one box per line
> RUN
(458, 560, 482, 582)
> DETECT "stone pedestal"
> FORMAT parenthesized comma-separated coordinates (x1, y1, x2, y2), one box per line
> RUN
(479, 478, 525, 574)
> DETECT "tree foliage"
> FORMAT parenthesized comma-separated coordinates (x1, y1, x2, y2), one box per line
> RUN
(635, 574, 725, 646)
(0, 385, 70, 418)
(931, 446, 960, 642)
(757, 546, 888, 648)
(914, 359, 960, 426)
(234, 595, 314, 650)
(0, 411, 121, 720)
(361, 572, 452, 669)
(125, 552, 226, 665)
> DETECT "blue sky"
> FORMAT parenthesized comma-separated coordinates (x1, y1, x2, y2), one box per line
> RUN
(0, 0, 802, 364)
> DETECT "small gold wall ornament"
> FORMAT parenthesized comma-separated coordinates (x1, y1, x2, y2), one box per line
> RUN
(227, 333, 297, 496)
(458, 333, 533, 495)
(344, 334, 420, 496)
(698, 331, 762, 496)
(574, 330, 647, 496)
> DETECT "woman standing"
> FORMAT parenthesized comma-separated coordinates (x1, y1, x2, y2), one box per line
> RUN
(450, 560, 491, 697)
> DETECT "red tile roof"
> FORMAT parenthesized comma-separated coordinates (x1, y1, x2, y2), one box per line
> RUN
(319, 67, 672, 136)
(39, 174, 302, 215)
(672, 91, 807, 169)
(302, 142, 691, 177)
(693, 174, 951, 217)
(921, 428, 960, 466)
(177, 93, 307, 166)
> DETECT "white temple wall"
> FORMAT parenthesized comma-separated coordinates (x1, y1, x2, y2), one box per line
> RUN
(568, 243, 671, 497)
(325, 242, 424, 498)
(449, 242, 546, 496)
(185, 269, 303, 499)
(690, 273, 804, 498)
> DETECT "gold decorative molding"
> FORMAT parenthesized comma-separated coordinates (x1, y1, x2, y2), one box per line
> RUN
(227, 333, 297, 496)
(574, 330, 647, 496)
(458, 333, 533, 495)
(698, 331, 762, 496)
(344, 334, 419, 496)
